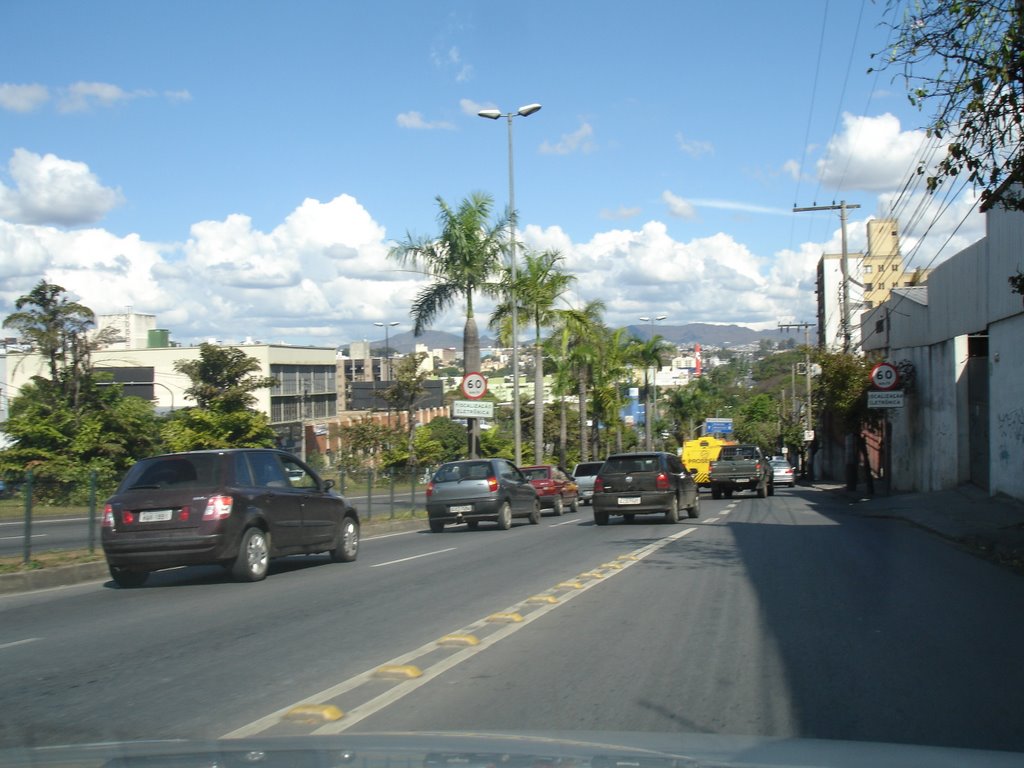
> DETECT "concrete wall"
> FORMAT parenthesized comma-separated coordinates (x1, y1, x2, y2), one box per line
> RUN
(990, 312, 1024, 500)
(886, 337, 967, 493)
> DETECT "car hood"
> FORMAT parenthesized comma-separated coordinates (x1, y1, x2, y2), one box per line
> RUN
(1, 731, 1020, 768)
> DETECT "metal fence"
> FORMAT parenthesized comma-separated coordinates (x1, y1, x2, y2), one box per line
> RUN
(0, 466, 432, 564)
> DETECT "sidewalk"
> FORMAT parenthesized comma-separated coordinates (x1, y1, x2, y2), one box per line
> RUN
(816, 480, 1024, 574)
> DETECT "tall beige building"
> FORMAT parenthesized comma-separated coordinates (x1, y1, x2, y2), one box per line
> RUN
(861, 219, 909, 309)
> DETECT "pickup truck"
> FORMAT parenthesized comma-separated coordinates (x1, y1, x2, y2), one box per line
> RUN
(707, 444, 772, 499)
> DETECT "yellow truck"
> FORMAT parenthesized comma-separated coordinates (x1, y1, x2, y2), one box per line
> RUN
(680, 437, 736, 487)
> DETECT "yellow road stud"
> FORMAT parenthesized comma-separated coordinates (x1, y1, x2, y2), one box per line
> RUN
(437, 633, 480, 646)
(374, 664, 423, 679)
(486, 612, 524, 623)
(527, 594, 559, 604)
(283, 705, 344, 723)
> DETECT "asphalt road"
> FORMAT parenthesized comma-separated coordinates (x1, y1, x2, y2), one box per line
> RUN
(2, 485, 1023, 756)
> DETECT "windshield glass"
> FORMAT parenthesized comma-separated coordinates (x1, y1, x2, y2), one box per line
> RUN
(3, 1, 1023, 763)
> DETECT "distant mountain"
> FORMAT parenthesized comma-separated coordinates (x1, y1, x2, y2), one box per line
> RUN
(363, 323, 793, 355)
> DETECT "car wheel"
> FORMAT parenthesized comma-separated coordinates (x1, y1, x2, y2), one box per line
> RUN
(330, 515, 359, 562)
(757, 481, 768, 499)
(551, 496, 564, 516)
(109, 565, 148, 588)
(688, 493, 700, 519)
(528, 500, 541, 525)
(497, 501, 513, 530)
(768, 482, 775, 497)
(231, 527, 270, 582)
(665, 495, 679, 524)
(429, 519, 445, 533)
(711, 485, 722, 500)
(569, 497, 580, 514)
(594, 509, 609, 526)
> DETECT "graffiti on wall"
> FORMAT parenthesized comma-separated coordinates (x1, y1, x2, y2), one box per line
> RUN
(997, 407, 1024, 462)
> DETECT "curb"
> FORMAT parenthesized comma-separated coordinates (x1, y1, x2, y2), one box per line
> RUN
(0, 516, 430, 596)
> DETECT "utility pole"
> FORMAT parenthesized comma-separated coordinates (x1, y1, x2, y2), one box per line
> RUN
(793, 201, 860, 352)
(779, 321, 815, 478)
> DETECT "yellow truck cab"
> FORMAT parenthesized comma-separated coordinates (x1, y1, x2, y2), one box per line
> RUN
(680, 437, 736, 487)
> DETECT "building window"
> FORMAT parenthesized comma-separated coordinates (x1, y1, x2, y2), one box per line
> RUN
(878, 282, 885, 291)
(863, 265, 872, 273)
(891, 264, 898, 271)
(864, 282, 873, 291)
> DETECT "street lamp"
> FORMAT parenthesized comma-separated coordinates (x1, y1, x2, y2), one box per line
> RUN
(639, 314, 667, 450)
(478, 102, 542, 467)
(373, 321, 400, 381)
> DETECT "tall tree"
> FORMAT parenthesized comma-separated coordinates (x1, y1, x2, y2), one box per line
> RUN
(490, 250, 576, 464)
(875, 0, 1024, 211)
(163, 344, 277, 451)
(379, 352, 431, 465)
(626, 335, 673, 450)
(389, 193, 508, 457)
(550, 300, 606, 462)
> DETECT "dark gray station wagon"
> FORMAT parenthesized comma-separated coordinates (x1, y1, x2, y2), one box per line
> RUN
(102, 449, 359, 587)
(592, 451, 700, 525)
(425, 458, 540, 532)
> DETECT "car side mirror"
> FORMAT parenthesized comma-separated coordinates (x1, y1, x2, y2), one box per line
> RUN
(324, 478, 335, 491)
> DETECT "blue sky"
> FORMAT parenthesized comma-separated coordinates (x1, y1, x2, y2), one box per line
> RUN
(0, 1, 986, 347)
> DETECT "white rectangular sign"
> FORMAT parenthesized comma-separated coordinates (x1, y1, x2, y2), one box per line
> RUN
(452, 399, 495, 418)
(868, 390, 904, 408)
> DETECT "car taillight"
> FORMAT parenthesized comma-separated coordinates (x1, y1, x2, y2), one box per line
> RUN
(179, 506, 190, 521)
(102, 504, 114, 528)
(123, 511, 135, 524)
(595, 476, 604, 492)
(426, 481, 435, 498)
(656, 472, 670, 490)
(203, 495, 233, 520)
(487, 476, 499, 492)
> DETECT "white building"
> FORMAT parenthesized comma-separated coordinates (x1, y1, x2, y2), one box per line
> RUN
(861, 204, 1024, 501)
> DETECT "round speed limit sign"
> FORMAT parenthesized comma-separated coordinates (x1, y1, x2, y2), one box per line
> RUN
(461, 372, 488, 399)
(870, 362, 900, 390)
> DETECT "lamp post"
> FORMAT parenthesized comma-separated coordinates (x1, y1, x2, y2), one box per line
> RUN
(373, 321, 400, 381)
(374, 321, 400, 428)
(639, 314, 667, 450)
(478, 102, 542, 467)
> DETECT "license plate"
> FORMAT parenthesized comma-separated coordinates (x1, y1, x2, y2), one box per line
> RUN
(139, 509, 173, 523)
(618, 497, 641, 505)
(450, 504, 473, 514)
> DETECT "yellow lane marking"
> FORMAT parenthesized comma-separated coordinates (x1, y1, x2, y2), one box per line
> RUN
(557, 580, 585, 589)
(283, 705, 344, 723)
(579, 571, 605, 579)
(527, 594, 559, 604)
(374, 664, 423, 679)
(437, 633, 480, 646)
(486, 612, 524, 623)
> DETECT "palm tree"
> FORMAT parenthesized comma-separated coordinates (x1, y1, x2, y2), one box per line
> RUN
(490, 250, 576, 464)
(389, 193, 508, 457)
(626, 335, 674, 449)
(550, 300, 605, 462)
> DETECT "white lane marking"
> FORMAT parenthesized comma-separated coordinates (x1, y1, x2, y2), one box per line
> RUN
(0, 518, 86, 526)
(718, 510, 731, 516)
(223, 525, 698, 739)
(363, 530, 420, 541)
(549, 519, 580, 527)
(0, 534, 48, 541)
(703, 517, 719, 524)
(0, 638, 40, 651)
(369, 547, 457, 568)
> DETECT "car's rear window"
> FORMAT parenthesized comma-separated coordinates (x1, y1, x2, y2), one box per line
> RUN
(521, 468, 550, 481)
(119, 454, 220, 491)
(603, 456, 659, 473)
(433, 461, 492, 483)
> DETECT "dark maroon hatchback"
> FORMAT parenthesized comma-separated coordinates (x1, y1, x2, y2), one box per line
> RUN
(102, 448, 359, 587)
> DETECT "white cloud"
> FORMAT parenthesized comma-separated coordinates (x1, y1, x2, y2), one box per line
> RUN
(396, 111, 455, 130)
(689, 199, 792, 216)
(164, 89, 192, 103)
(0, 83, 50, 113)
(675, 132, 713, 157)
(662, 190, 696, 219)
(58, 81, 140, 112)
(540, 122, 595, 155)
(599, 206, 642, 221)
(781, 159, 801, 180)
(0, 149, 124, 226)
(817, 112, 933, 192)
(460, 98, 491, 116)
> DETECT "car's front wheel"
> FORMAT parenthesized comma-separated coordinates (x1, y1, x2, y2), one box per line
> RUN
(109, 565, 148, 588)
(231, 527, 270, 582)
(330, 515, 359, 562)
(528, 500, 541, 525)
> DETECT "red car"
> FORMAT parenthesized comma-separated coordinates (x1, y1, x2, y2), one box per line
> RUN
(520, 465, 580, 516)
